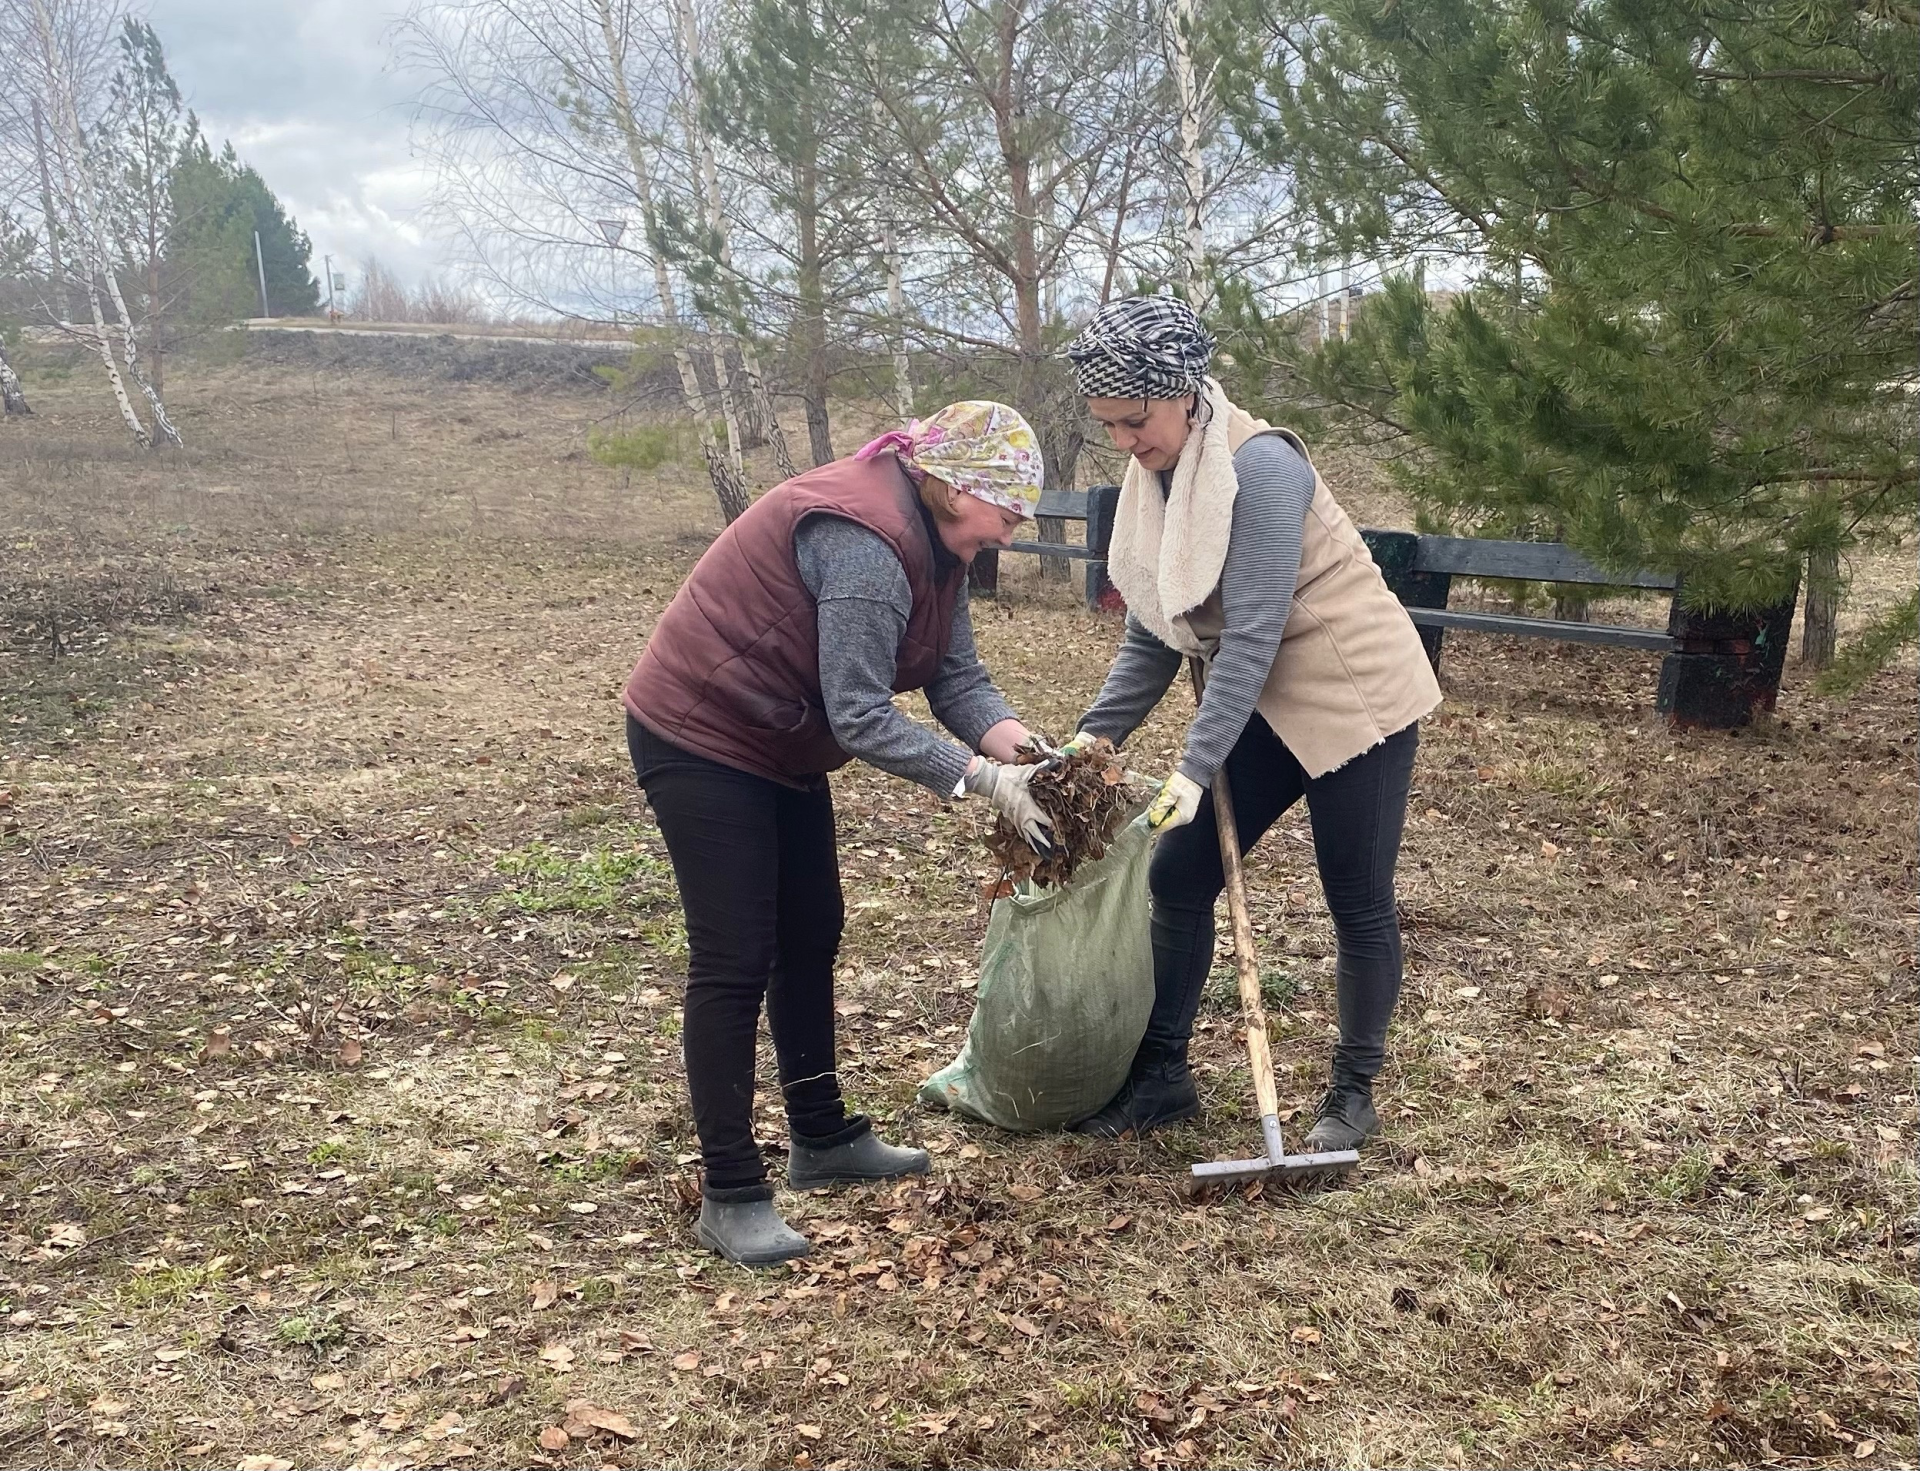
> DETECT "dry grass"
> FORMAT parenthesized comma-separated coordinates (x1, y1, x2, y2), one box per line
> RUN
(0, 354, 1914, 1471)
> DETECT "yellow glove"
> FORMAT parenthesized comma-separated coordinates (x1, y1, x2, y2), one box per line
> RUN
(1058, 730, 1100, 758)
(1147, 771, 1204, 832)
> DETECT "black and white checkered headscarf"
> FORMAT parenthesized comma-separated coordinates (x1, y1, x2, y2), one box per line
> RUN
(1066, 295, 1217, 400)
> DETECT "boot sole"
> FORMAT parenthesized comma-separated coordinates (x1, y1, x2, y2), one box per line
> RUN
(787, 1157, 931, 1192)
(695, 1219, 810, 1267)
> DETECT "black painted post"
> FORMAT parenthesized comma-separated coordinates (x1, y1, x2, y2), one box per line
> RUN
(1361, 529, 1452, 668)
(1656, 577, 1801, 729)
(1083, 484, 1122, 612)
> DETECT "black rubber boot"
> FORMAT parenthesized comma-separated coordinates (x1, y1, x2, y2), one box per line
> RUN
(1071, 1047, 1201, 1138)
(788, 1128, 930, 1190)
(1304, 1082, 1380, 1152)
(695, 1193, 810, 1266)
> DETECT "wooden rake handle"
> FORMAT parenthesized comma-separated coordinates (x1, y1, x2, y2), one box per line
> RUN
(1187, 658, 1286, 1160)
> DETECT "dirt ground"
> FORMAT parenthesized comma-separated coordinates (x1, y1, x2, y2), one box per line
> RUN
(1, 355, 1915, 1471)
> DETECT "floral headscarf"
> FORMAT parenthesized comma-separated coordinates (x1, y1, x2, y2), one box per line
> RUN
(853, 400, 1043, 518)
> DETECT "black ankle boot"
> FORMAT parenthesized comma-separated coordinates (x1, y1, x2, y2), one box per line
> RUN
(1304, 1080, 1380, 1152)
(1071, 1047, 1201, 1138)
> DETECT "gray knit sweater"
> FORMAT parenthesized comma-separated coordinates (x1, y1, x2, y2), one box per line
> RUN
(795, 515, 1017, 794)
(1077, 434, 1315, 786)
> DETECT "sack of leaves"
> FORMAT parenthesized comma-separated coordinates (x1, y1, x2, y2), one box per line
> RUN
(922, 743, 1154, 1131)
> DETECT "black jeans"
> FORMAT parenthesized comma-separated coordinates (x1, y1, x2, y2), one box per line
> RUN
(1146, 716, 1419, 1088)
(626, 716, 864, 1200)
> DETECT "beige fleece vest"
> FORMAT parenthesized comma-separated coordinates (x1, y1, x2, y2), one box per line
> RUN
(1105, 381, 1441, 778)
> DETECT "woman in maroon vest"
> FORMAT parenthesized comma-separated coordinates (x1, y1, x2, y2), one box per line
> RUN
(623, 401, 1055, 1265)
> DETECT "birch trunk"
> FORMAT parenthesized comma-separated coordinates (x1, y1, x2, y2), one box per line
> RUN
(593, 0, 749, 523)
(0, 341, 31, 416)
(869, 52, 912, 423)
(32, 0, 180, 446)
(31, 101, 69, 320)
(883, 218, 912, 419)
(674, 0, 793, 479)
(1165, 0, 1206, 303)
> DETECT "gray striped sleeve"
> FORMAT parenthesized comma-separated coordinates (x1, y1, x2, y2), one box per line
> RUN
(1176, 434, 1314, 786)
(1077, 612, 1182, 746)
(795, 514, 978, 794)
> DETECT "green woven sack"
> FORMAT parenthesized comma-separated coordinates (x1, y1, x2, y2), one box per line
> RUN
(920, 812, 1153, 1131)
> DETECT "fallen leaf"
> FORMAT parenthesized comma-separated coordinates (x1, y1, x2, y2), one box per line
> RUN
(205, 1029, 232, 1059)
(540, 1343, 576, 1370)
(538, 1426, 569, 1451)
(337, 1037, 363, 1066)
(1803, 1206, 1834, 1223)
(565, 1400, 640, 1440)
(88, 1396, 130, 1416)
(565, 1201, 598, 1215)
(1856, 1441, 1876, 1459)
(795, 1424, 824, 1440)
(237, 1459, 295, 1471)
(1008, 1184, 1042, 1202)
(529, 1281, 559, 1310)
(671, 1351, 701, 1372)
(1105, 1214, 1132, 1233)
(310, 1371, 345, 1392)
(421, 1411, 465, 1440)
(1009, 1314, 1042, 1338)
(153, 1347, 189, 1362)
(1291, 1325, 1323, 1345)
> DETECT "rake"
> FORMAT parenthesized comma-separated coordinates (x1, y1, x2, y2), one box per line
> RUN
(1186, 657, 1359, 1194)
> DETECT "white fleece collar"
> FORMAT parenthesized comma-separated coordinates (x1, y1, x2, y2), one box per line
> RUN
(1105, 376, 1240, 656)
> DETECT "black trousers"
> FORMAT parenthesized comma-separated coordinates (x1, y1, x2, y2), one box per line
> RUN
(626, 716, 864, 1199)
(1146, 717, 1419, 1087)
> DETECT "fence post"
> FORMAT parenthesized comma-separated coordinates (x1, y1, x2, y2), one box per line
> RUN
(1083, 484, 1123, 612)
(1655, 578, 1800, 729)
(969, 549, 999, 598)
(1360, 529, 1451, 668)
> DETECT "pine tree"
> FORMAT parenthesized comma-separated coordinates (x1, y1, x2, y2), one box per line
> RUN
(705, 0, 865, 466)
(162, 131, 319, 319)
(1208, 0, 1918, 670)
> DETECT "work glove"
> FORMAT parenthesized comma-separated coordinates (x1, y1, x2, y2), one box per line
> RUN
(1058, 730, 1100, 759)
(963, 758, 1055, 854)
(1147, 771, 1204, 833)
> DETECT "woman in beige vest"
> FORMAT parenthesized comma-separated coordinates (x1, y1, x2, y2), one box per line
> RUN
(1061, 296, 1441, 1149)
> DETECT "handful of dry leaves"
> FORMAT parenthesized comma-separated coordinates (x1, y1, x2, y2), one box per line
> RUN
(984, 736, 1135, 890)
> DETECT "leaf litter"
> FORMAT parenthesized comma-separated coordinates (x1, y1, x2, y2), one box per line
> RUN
(983, 735, 1134, 888)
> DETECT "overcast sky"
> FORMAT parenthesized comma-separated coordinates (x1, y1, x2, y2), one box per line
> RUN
(151, 0, 447, 296)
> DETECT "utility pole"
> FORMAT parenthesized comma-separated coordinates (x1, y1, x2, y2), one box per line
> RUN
(324, 253, 335, 318)
(254, 230, 270, 318)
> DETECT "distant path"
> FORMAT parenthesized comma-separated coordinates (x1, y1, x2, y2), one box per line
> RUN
(237, 319, 631, 351)
(23, 319, 632, 353)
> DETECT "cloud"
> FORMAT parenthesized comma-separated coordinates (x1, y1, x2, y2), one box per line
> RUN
(150, 0, 452, 293)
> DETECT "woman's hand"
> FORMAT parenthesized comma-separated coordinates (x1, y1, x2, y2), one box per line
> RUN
(977, 718, 1030, 763)
(1147, 772, 1204, 832)
(962, 758, 1055, 853)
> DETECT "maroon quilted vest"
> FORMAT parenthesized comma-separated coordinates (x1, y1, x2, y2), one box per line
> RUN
(623, 453, 965, 787)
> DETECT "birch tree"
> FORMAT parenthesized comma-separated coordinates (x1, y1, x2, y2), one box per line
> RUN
(400, 0, 753, 521)
(0, 336, 29, 415)
(669, 0, 797, 479)
(0, 0, 180, 445)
